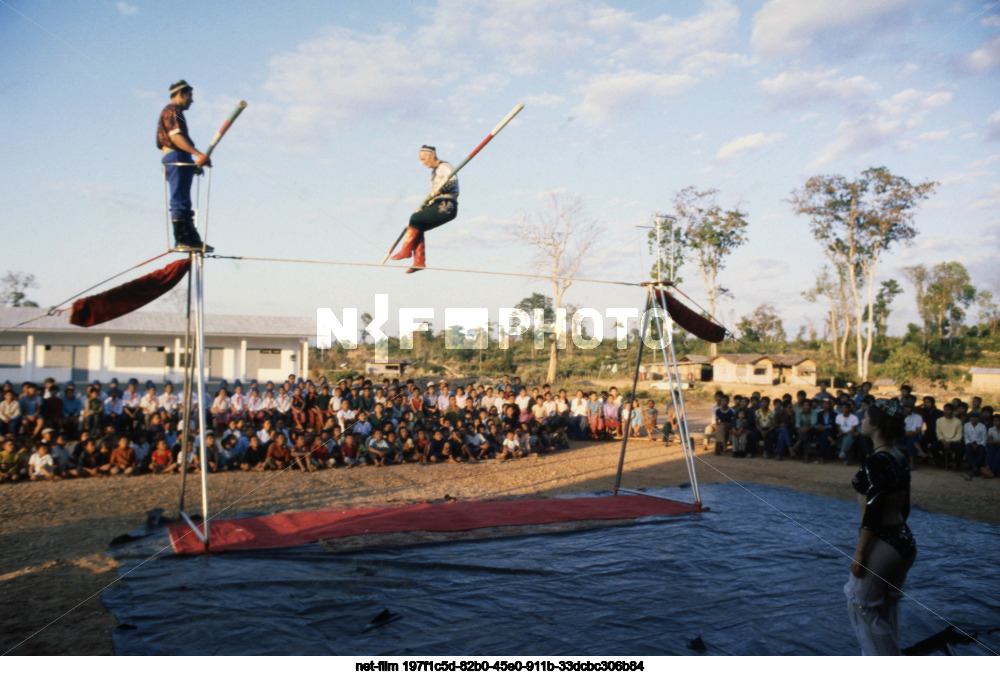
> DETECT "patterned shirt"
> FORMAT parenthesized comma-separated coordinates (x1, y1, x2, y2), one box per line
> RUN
(430, 162, 458, 200)
(157, 103, 190, 151)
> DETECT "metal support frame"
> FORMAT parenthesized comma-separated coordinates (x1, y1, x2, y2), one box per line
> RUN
(171, 169, 212, 551)
(612, 214, 702, 509)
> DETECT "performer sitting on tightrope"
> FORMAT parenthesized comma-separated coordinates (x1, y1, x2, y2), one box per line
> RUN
(391, 145, 459, 273)
(157, 79, 213, 252)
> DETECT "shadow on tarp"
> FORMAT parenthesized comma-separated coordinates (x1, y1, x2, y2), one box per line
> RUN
(102, 483, 1000, 656)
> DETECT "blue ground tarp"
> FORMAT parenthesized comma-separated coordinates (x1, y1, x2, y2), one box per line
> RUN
(102, 483, 1000, 655)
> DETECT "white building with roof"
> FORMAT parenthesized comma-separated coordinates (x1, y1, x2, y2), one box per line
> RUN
(0, 307, 314, 386)
(970, 367, 1000, 393)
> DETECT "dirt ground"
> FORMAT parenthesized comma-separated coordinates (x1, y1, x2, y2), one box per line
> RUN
(1, 403, 997, 655)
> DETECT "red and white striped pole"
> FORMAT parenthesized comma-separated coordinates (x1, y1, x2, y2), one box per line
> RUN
(382, 103, 524, 264)
(199, 100, 247, 164)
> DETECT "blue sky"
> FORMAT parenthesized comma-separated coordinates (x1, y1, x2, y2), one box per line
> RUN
(2, 0, 999, 340)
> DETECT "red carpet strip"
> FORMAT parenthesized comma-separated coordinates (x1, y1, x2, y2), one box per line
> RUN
(168, 494, 699, 554)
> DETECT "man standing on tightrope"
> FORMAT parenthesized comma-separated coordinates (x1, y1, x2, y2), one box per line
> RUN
(391, 145, 458, 273)
(157, 80, 214, 252)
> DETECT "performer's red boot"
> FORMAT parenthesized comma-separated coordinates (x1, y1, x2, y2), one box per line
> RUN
(390, 227, 419, 260)
(406, 240, 426, 274)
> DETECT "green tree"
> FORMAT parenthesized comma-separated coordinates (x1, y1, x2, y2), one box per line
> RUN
(1, 271, 39, 307)
(789, 166, 936, 379)
(901, 264, 931, 350)
(882, 343, 934, 383)
(672, 186, 749, 357)
(862, 279, 903, 343)
(924, 261, 976, 349)
(976, 289, 1000, 336)
(737, 304, 786, 343)
(514, 293, 554, 323)
(645, 213, 685, 283)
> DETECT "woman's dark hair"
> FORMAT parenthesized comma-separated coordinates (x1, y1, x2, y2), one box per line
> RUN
(867, 398, 906, 443)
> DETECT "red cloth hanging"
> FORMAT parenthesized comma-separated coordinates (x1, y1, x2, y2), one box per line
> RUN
(654, 287, 727, 343)
(69, 259, 191, 327)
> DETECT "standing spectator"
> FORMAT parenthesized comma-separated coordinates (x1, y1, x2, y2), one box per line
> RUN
(642, 399, 660, 441)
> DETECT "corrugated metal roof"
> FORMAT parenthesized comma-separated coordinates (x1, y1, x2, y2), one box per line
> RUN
(970, 367, 1000, 375)
(678, 355, 712, 363)
(0, 307, 314, 338)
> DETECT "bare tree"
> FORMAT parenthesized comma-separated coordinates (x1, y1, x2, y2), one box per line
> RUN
(790, 167, 936, 379)
(672, 186, 749, 357)
(513, 193, 600, 384)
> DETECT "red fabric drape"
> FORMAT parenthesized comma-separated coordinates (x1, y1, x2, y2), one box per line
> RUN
(69, 259, 191, 327)
(654, 287, 727, 343)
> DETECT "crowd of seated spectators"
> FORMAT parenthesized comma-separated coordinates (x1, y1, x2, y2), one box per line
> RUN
(704, 382, 1000, 480)
(0, 373, 674, 482)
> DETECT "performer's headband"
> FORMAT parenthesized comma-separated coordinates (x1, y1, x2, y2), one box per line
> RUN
(169, 80, 193, 96)
(420, 145, 436, 153)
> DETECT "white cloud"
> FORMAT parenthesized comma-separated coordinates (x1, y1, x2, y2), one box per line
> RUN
(737, 257, 790, 283)
(808, 115, 903, 168)
(571, 71, 697, 124)
(604, 0, 743, 67)
(751, 0, 913, 57)
(681, 51, 752, 77)
(917, 130, 950, 142)
(523, 93, 566, 108)
(116, 2, 138, 15)
(715, 132, 785, 162)
(939, 170, 990, 186)
(989, 109, 1000, 140)
(962, 34, 1000, 73)
(758, 68, 879, 109)
(983, 15, 1000, 28)
(971, 183, 1000, 210)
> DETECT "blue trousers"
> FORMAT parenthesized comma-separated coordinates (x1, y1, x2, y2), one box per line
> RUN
(774, 427, 792, 457)
(163, 150, 195, 220)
